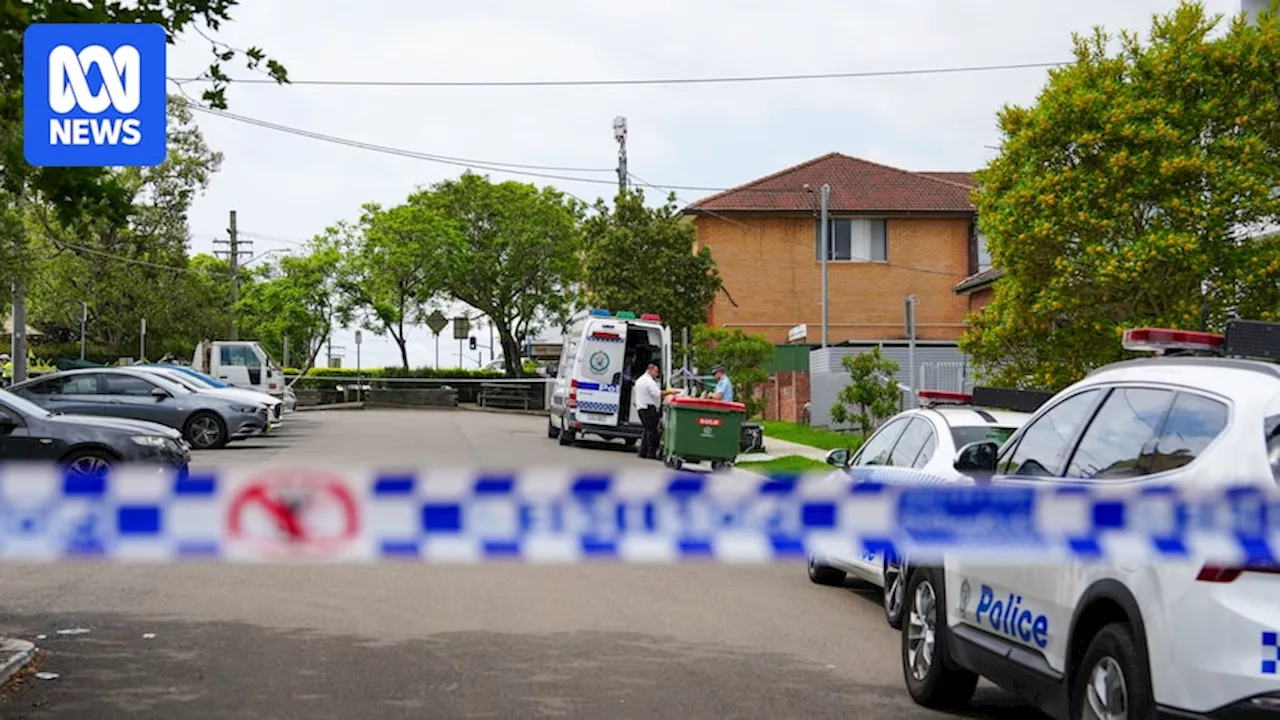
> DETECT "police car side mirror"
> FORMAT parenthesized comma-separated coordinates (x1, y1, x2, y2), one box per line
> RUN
(954, 441, 998, 473)
(825, 448, 850, 467)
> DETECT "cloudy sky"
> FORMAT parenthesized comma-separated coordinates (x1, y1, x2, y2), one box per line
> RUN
(166, 0, 1248, 369)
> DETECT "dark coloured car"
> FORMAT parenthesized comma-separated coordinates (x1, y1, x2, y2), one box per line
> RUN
(9, 368, 269, 450)
(0, 389, 189, 474)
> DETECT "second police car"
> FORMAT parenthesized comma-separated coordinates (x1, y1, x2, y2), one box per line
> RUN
(807, 387, 1045, 628)
(901, 321, 1280, 719)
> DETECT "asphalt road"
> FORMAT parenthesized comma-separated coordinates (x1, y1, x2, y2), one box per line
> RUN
(0, 408, 1038, 719)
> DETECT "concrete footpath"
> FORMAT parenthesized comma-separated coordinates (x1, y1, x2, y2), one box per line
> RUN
(0, 637, 36, 687)
(740, 435, 842, 463)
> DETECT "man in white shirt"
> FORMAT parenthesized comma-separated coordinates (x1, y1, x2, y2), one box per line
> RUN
(633, 362, 666, 459)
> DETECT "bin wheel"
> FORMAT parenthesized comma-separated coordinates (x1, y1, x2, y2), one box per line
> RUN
(711, 460, 731, 472)
(664, 455, 684, 471)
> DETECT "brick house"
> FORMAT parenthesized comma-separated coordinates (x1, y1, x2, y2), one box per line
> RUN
(683, 154, 989, 422)
(953, 267, 1003, 312)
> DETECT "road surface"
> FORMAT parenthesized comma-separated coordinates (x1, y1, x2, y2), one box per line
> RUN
(0, 408, 1038, 719)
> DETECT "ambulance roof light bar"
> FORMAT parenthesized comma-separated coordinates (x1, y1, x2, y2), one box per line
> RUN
(589, 308, 612, 317)
(1121, 328, 1225, 356)
(640, 313, 661, 322)
(615, 311, 637, 319)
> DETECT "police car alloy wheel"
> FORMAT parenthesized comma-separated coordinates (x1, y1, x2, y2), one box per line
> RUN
(806, 554, 846, 587)
(1071, 623, 1153, 720)
(901, 567, 978, 709)
(882, 554, 907, 629)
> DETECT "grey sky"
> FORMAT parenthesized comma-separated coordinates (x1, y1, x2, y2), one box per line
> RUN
(167, 0, 1245, 369)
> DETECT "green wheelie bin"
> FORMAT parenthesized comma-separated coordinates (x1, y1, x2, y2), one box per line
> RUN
(660, 396, 747, 471)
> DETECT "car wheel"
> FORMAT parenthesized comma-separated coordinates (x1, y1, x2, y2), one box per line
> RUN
(62, 449, 116, 476)
(902, 566, 978, 710)
(184, 412, 227, 450)
(558, 428, 575, 446)
(883, 552, 908, 629)
(547, 420, 560, 439)
(1071, 623, 1154, 720)
(807, 554, 846, 586)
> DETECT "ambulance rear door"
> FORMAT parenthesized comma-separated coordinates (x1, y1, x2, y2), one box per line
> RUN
(571, 319, 628, 426)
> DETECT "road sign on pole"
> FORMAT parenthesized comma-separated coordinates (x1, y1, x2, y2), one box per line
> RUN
(426, 312, 447, 336)
(453, 317, 470, 340)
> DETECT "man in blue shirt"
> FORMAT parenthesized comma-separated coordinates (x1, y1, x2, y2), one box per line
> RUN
(710, 365, 734, 402)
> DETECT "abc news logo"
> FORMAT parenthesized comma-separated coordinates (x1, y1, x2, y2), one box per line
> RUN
(23, 24, 166, 168)
(48, 44, 143, 147)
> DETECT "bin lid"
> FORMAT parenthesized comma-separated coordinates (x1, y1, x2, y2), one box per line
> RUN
(668, 396, 746, 412)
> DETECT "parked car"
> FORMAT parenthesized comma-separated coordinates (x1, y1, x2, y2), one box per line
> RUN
(137, 365, 283, 427)
(8, 368, 270, 450)
(807, 389, 1044, 629)
(0, 388, 189, 475)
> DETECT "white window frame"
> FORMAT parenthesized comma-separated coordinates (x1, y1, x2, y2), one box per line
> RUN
(816, 218, 888, 263)
(976, 228, 992, 272)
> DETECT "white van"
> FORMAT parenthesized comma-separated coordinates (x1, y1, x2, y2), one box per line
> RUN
(192, 340, 286, 399)
(547, 309, 672, 446)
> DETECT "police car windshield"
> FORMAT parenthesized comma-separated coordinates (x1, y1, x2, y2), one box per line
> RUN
(950, 426, 1017, 448)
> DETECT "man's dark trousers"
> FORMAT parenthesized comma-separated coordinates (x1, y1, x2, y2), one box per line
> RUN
(638, 406, 660, 459)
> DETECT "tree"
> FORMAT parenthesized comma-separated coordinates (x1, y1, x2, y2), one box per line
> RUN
(830, 348, 900, 436)
(582, 188, 721, 336)
(237, 240, 343, 377)
(691, 325, 773, 418)
(962, 1, 1280, 390)
(333, 203, 451, 370)
(409, 173, 584, 377)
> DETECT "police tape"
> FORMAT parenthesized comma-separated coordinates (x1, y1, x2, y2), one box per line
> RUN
(0, 464, 1278, 564)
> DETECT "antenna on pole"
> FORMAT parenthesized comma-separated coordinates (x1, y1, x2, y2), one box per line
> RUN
(613, 116, 628, 196)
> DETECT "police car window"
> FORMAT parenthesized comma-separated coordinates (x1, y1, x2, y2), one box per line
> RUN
(999, 389, 1102, 477)
(889, 418, 934, 467)
(1148, 392, 1229, 474)
(854, 417, 910, 466)
(1065, 388, 1174, 480)
(912, 428, 937, 469)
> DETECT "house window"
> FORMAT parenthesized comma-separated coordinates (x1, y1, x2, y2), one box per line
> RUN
(816, 219, 887, 262)
(976, 229, 992, 271)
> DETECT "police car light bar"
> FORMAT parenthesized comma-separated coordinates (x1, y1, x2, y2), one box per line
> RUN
(917, 390, 972, 406)
(1222, 319, 1280, 362)
(1121, 328, 1225, 355)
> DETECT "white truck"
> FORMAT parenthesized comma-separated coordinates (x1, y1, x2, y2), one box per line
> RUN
(192, 340, 286, 400)
(546, 309, 672, 447)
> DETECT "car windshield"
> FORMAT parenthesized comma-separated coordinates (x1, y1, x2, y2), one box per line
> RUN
(152, 370, 205, 391)
(136, 372, 193, 395)
(180, 369, 226, 388)
(0, 388, 55, 418)
(950, 425, 1018, 449)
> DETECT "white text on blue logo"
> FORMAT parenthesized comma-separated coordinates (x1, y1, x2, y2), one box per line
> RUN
(47, 44, 143, 146)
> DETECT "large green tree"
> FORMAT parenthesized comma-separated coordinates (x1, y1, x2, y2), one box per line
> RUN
(582, 188, 721, 337)
(962, 1, 1280, 390)
(236, 239, 343, 376)
(691, 325, 773, 418)
(409, 173, 584, 377)
(333, 203, 451, 370)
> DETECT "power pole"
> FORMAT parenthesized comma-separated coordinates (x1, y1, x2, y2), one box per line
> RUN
(214, 210, 249, 339)
(613, 116, 628, 195)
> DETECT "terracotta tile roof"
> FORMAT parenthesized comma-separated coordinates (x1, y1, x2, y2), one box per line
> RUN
(684, 153, 976, 215)
(919, 171, 975, 187)
(953, 267, 1004, 294)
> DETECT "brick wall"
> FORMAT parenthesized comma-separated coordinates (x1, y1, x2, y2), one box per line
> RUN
(757, 370, 811, 423)
(694, 214, 973, 344)
(967, 286, 994, 312)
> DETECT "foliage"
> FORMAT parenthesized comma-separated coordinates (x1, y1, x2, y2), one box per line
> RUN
(236, 239, 343, 377)
(691, 325, 773, 418)
(830, 347, 900, 435)
(582, 188, 721, 335)
(1, 0, 288, 238)
(735, 455, 831, 476)
(332, 203, 451, 370)
(408, 173, 584, 377)
(962, 1, 1280, 390)
(24, 97, 232, 359)
(759, 420, 862, 451)
(283, 366, 505, 379)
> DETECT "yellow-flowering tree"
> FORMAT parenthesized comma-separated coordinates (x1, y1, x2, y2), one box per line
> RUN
(963, 1, 1280, 390)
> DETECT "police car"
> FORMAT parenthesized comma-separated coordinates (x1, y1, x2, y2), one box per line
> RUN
(901, 321, 1280, 719)
(807, 388, 1042, 628)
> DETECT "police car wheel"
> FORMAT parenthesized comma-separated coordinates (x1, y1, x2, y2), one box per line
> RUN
(902, 567, 978, 709)
(882, 554, 907, 629)
(807, 555, 845, 586)
(1071, 623, 1153, 720)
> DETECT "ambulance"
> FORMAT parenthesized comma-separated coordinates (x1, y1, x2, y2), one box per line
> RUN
(546, 309, 672, 447)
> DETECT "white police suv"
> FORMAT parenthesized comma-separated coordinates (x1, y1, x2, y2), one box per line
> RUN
(901, 321, 1280, 719)
(807, 388, 1044, 628)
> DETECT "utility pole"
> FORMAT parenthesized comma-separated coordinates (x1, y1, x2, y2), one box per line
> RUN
(214, 210, 249, 340)
(79, 301, 87, 361)
(613, 116, 628, 195)
(819, 184, 830, 348)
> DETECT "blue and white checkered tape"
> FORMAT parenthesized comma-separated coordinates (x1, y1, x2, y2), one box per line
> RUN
(0, 464, 1279, 564)
(577, 402, 619, 414)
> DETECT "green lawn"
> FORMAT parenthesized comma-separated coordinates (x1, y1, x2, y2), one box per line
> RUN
(736, 455, 831, 476)
(760, 420, 862, 451)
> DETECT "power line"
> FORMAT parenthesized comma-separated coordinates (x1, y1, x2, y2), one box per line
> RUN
(50, 240, 214, 276)
(168, 60, 1067, 88)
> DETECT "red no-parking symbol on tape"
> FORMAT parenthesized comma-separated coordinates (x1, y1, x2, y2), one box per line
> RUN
(227, 470, 359, 557)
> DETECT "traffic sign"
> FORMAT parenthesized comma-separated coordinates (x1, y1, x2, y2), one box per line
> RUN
(453, 317, 470, 340)
(426, 311, 447, 335)
(226, 470, 359, 558)
(355, 330, 362, 346)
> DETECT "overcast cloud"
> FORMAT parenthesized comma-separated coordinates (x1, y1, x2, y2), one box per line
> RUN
(166, 0, 1245, 369)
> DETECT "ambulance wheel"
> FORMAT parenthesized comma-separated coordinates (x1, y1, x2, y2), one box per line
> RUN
(624, 437, 636, 449)
(1070, 622, 1153, 720)
(902, 566, 978, 710)
(558, 428, 575, 446)
(547, 420, 560, 439)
